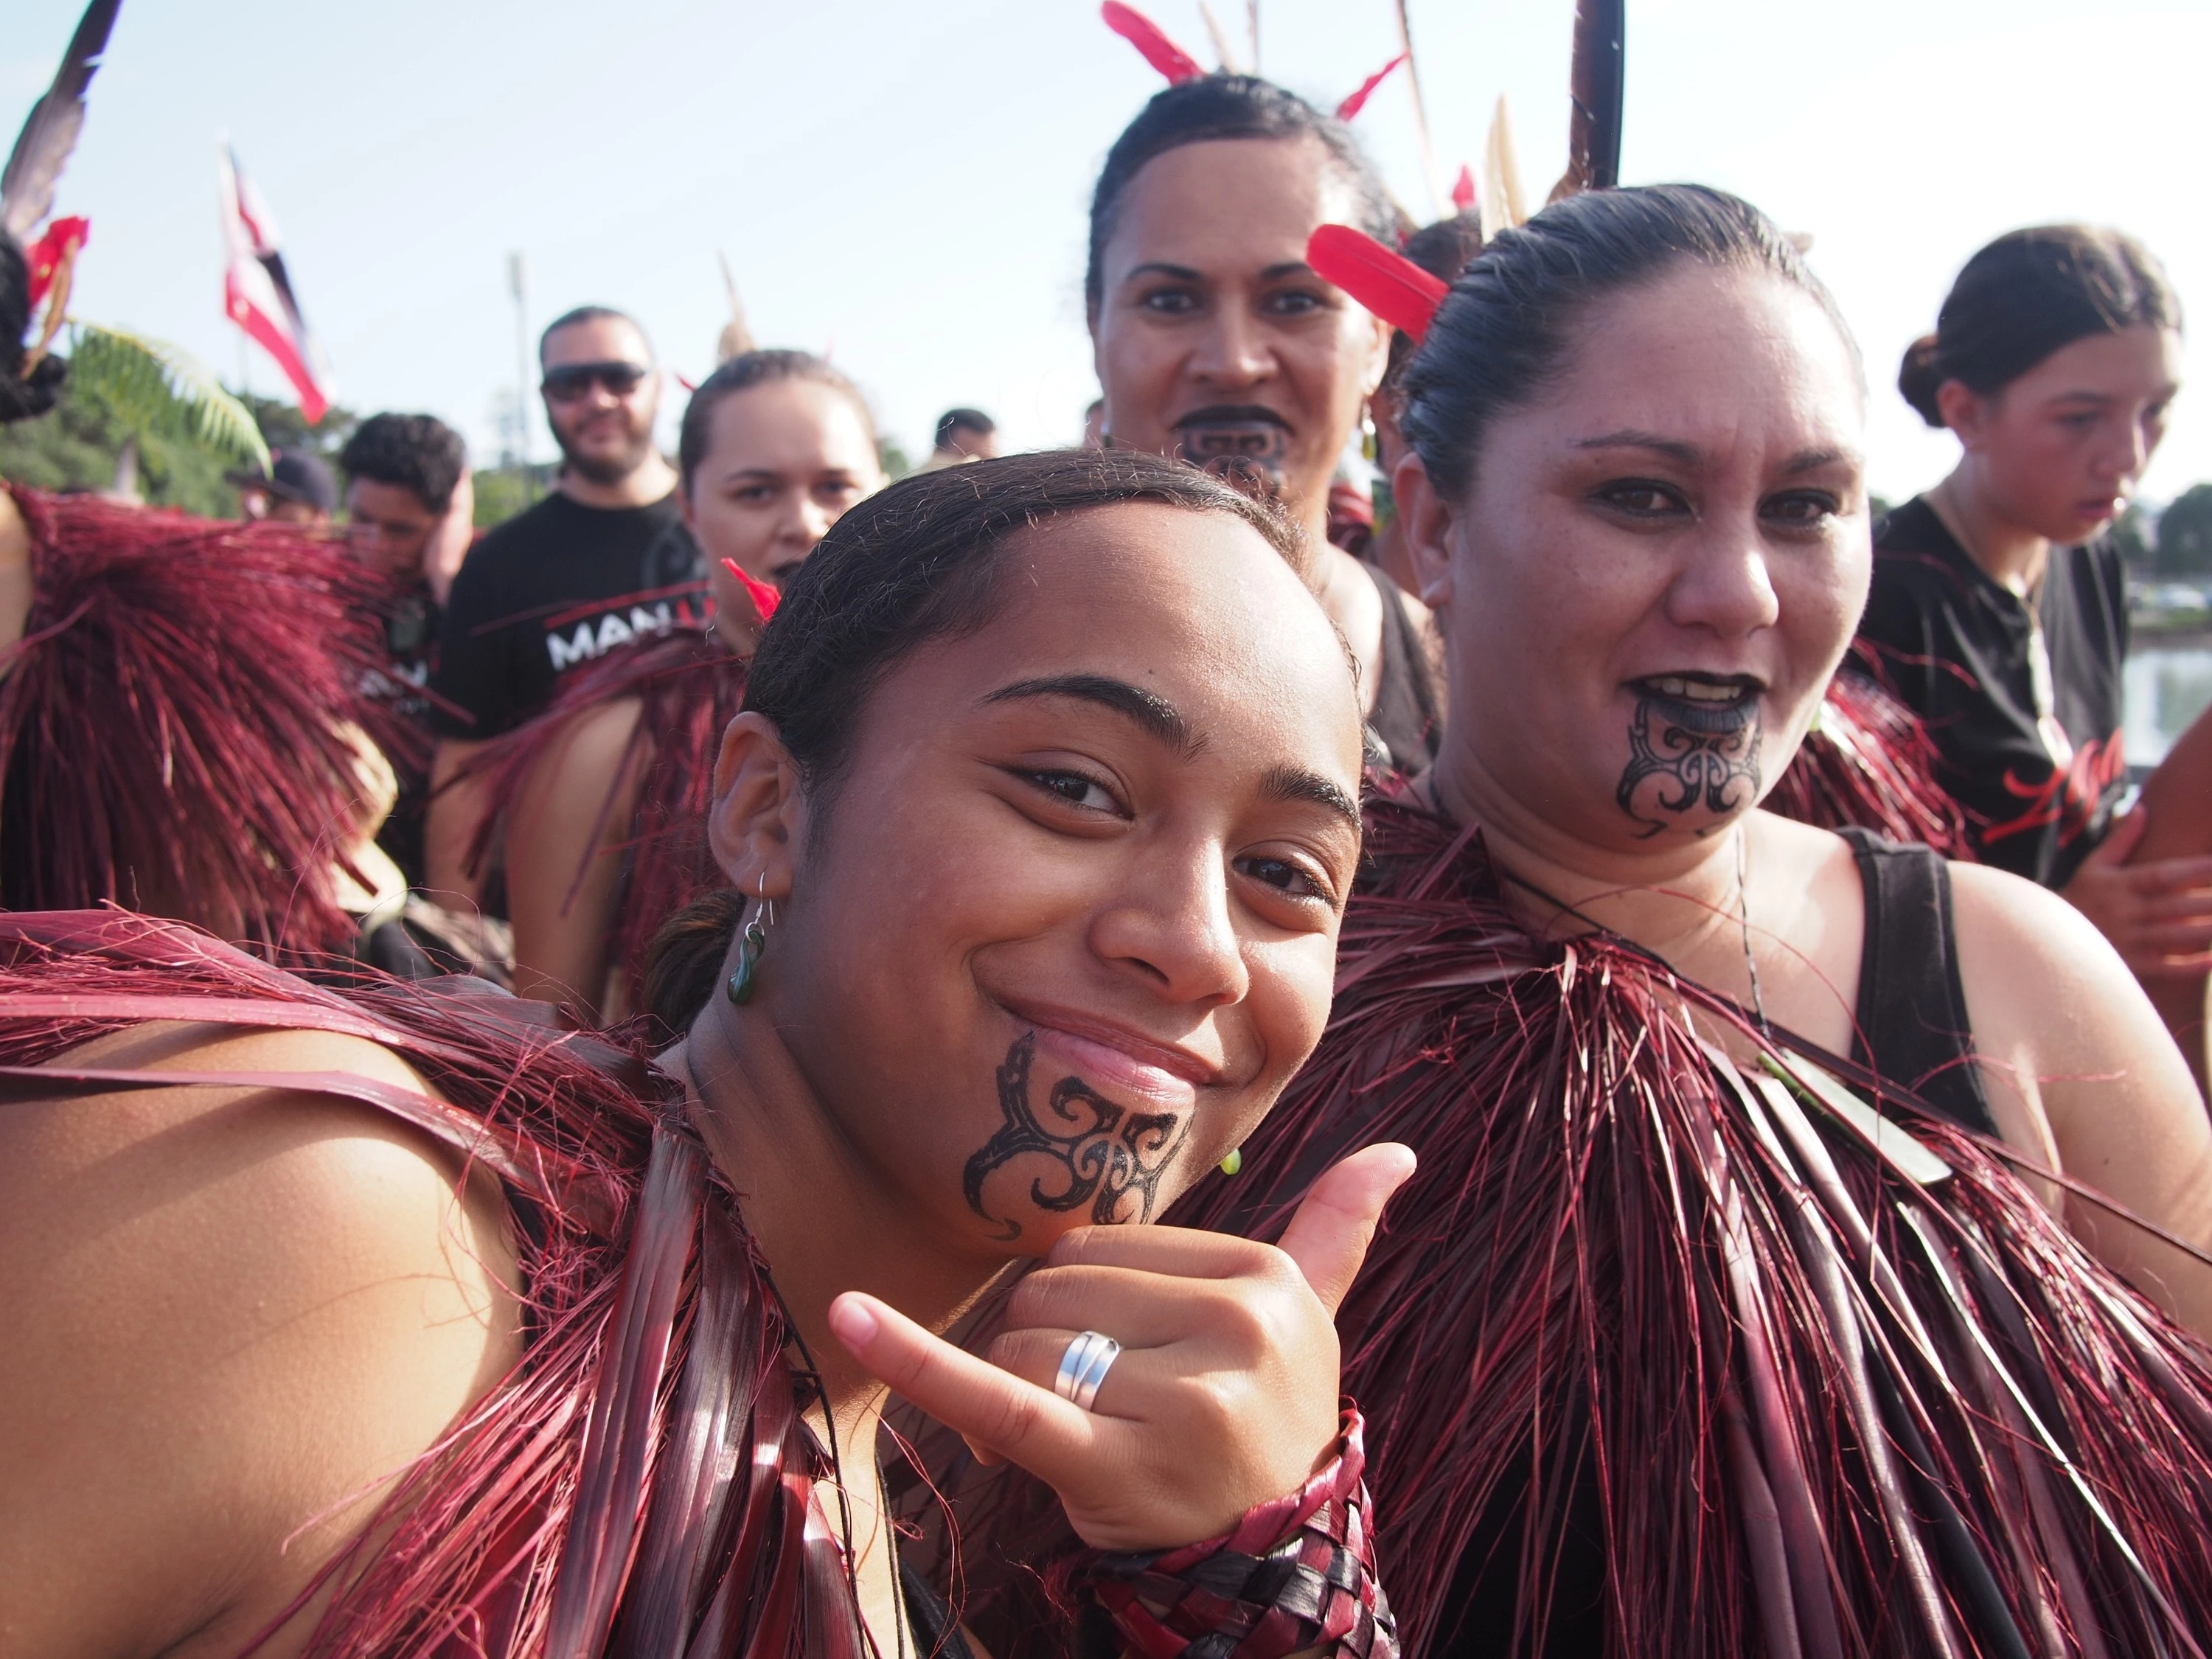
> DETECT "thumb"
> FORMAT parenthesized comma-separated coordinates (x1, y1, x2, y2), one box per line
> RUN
(2087, 804, 2149, 868)
(1273, 1142, 1417, 1316)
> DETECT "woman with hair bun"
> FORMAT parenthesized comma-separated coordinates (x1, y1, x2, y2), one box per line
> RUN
(1862, 229, 2212, 1074)
(468, 349, 886, 1023)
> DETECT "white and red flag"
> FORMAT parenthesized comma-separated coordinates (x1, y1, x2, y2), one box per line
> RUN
(218, 143, 331, 422)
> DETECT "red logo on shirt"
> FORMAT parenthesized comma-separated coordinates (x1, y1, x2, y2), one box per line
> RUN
(1982, 732, 2125, 850)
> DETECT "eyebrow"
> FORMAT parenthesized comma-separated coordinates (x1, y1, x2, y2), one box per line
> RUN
(1120, 260, 1317, 285)
(1259, 765, 1363, 831)
(1575, 431, 1861, 476)
(985, 675, 1197, 756)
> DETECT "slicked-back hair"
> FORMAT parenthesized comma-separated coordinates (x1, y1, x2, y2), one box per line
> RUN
(1401, 184, 1857, 500)
(538, 304, 653, 366)
(1087, 74, 1398, 310)
(678, 351, 877, 493)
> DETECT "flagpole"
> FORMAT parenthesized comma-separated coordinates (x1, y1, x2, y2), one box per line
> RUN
(507, 251, 533, 501)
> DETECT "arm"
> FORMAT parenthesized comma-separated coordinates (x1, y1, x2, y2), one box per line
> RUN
(424, 737, 493, 904)
(504, 695, 647, 1020)
(1951, 861, 2212, 1336)
(0, 1020, 519, 1657)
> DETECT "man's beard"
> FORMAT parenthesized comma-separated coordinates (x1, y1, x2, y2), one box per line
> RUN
(554, 414, 656, 484)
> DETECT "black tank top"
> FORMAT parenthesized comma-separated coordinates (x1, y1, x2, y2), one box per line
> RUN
(1360, 560, 1442, 774)
(1834, 827, 1998, 1136)
(1432, 828, 1998, 1653)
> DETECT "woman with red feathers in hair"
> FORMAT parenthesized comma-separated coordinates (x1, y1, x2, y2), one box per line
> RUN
(468, 350, 886, 1023)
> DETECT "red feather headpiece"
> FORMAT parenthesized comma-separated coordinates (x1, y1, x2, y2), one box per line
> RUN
(1306, 224, 1448, 342)
(1100, 2, 1203, 85)
(719, 557, 781, 622)
(1334, 54, 1407, 122)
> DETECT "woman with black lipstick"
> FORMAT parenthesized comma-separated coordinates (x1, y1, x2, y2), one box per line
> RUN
(1860, 227, 2212, 1082)
(469, 349, 886, 1024)
(0, 451, 1408, 1658)
(1085, 74, 1443, 772)
(1150, 187, 2212, 1657)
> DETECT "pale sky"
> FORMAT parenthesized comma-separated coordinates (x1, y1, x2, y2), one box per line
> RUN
(10, 0, 2210, 506)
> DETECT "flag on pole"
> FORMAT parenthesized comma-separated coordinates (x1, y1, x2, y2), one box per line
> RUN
(218, 142, 330, 422)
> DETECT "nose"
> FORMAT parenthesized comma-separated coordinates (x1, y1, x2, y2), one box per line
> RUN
(1189, 304, 1273, 391)
(2097, 417, 2151, 487)
(1090, 841, 1250, 1009)
(790, 495, 833, 549)
(1664, 522, 1781, 639)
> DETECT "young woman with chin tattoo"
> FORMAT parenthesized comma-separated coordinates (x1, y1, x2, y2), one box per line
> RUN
(0, 451, 1412, 1659)
(1156, 187, 2212, 1657)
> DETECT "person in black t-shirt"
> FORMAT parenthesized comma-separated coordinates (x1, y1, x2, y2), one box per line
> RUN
(1857, 224, 2212, 1080)
(422, 305, 706, 902)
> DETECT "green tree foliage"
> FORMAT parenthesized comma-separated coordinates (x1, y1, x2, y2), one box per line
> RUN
(2110, 501, 2155, 571)
(2156, 484, 2212, 577)
(0, 339, 354, 519)
(471, 462, 552, 527)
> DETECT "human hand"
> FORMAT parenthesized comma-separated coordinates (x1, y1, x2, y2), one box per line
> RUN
(2061, 806, 2212, 978)
(827, 1142, 1416, 1551)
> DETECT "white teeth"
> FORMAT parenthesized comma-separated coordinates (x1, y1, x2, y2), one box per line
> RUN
(1645, 677, 1747, 703)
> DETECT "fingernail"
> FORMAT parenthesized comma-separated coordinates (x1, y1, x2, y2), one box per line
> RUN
(827, 1294, 879, 1349)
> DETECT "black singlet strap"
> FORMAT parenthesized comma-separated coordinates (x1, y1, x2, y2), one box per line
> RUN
(901, 1557, 978, 1659)
(1836, 827, 1998, 1135)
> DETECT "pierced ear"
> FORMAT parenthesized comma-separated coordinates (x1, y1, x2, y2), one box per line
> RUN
(709, 712, 805, 902)
(1392, 451, 1458, 611)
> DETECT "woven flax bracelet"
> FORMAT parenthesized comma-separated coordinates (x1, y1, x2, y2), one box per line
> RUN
(1070, 1407, 1398, 1659)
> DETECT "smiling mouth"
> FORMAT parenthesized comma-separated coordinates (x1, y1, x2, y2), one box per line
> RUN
(1630, 673, 1763, 734)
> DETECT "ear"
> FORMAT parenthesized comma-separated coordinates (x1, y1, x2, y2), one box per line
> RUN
(1935, 378, 1987, 448)
(1393, 450, 1458, 611)
(708, 711, 806, 902)
(1357, 313, 1393, 400)
(677, 479, 700, 538)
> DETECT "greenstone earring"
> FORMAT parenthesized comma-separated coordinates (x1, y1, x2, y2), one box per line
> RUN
(726, 908, 768, 1005)
(1219, 1147, 1243, 1177)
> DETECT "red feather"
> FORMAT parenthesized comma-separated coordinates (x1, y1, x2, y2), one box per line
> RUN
(23, 213, 86, 305)
(720, 556, 782, 622)
(1306, 223, 1448, 342)
(1100, 1, 1203, 84)
(1335, 53, 1407, 122)
(1450, 163, 1477, 212)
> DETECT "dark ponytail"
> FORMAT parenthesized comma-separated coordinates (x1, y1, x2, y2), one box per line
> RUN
(1899, 225, 2182, 429)
(1401, 184, 1854, 500)
(637, 448, 1302, 1034)
(0, 233, 66, 425)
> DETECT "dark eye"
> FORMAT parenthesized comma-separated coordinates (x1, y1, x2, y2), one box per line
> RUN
(1234, 853, 1329, 902)
(1138, 288, 1200, 316)
(1018, 768, 1123, 815)
(1762, 490, 1840, 529)
(737, 484, 776, 504)
(1593, 480, 1688, 519)
(1266, 290, 1324, 316)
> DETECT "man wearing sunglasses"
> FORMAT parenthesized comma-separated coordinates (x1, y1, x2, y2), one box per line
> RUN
(422, 305, 706, 904)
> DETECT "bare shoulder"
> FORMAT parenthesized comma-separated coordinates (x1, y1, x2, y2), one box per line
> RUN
(0, 1020, 523, 1657)
(518, 691, 647, 819)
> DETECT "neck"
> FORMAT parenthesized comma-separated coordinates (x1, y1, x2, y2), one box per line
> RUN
(675, 997, 1006, 1456)
(1425, 747, 1750, 983)
(560, 451, 678, 510)
(1930, 465, 2048, 597)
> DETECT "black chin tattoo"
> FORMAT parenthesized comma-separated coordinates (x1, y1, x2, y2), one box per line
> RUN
(961, 1032, 1191, 1243)
(1615, 686, 1764, 838)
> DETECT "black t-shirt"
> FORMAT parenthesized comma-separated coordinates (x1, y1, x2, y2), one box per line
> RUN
(1857, 495, 2129, 888)
(428, 491, 706, 740)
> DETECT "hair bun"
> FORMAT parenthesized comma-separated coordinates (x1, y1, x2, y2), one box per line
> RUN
(1896, 333, 1947, 428)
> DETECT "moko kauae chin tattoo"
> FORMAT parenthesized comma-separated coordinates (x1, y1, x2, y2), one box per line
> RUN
(1616, 677, 1764, 839)
(961, 1032, 1191, 1244)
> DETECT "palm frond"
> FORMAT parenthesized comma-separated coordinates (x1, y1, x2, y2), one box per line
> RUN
(64, 323, 269, 472)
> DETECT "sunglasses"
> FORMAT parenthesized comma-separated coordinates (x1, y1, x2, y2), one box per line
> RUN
(540, 361, 651, 402)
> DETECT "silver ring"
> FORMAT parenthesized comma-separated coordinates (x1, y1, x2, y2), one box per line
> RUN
(1052, 1329, 1121, 1412)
